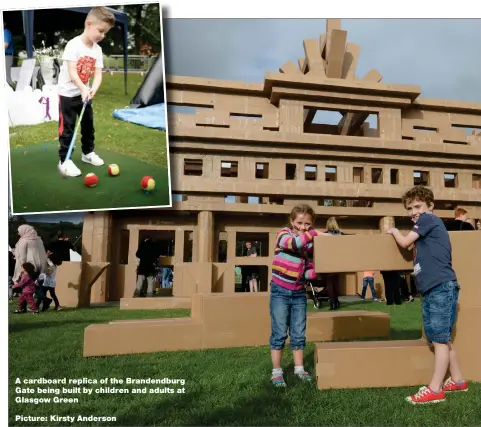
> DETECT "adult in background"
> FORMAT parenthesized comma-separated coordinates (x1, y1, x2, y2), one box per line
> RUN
(12, 225, 47, 284)
(3, 21, 14, 87)
(133, 237, 159, 298)
(8, 245, 16, 300)
(47, 231, 75, 261)
(380, 270, 402, 305)
(444, 208, 475, 231)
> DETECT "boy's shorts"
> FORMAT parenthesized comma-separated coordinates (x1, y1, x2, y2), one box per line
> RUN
(422, 280, 460, 344)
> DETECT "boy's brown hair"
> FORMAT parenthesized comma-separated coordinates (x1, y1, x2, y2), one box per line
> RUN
(87, 6, 115, 27)
(401, 185, 435, 208)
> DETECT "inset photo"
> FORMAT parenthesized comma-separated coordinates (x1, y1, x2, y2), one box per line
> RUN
(3, 3, 170, 214)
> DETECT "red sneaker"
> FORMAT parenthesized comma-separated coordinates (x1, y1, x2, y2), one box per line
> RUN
(406, 386, 446, 405)
(442, 377, 468, 393)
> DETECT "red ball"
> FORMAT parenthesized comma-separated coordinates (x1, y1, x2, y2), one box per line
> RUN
(141, 176, 155, 191)
(84, 173, 99, 187)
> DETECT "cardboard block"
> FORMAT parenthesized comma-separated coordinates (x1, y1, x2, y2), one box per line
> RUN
(449, 232, 481, 306)
(83, 318, 203, 356)
(450, 305, 481, 382)
(200, 293, 270, 348)
(326, 29, 347, 78)
(279, 60, 302, 75)
(303, 38, 325, 76)
(314, 234, 413, 273)
(120, 297, 191, 310)
(306, 310, 390, 342)
(315, 340, 433, 389)
(341, 43, 360, 79)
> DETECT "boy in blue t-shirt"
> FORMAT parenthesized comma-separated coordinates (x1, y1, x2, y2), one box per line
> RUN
(386, 185, 468, 405)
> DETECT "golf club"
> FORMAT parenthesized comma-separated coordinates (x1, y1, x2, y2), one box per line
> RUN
(59, 98, 89, 178)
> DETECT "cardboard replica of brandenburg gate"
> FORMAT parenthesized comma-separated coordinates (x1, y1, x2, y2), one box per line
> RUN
(55, 19, 481, 389)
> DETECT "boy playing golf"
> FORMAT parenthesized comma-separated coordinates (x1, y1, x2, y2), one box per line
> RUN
(57, 6, 115, 177)
(386, 185, 468, 404)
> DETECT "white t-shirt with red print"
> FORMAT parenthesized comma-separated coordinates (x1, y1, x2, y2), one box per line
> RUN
(57, 35, 104, 98)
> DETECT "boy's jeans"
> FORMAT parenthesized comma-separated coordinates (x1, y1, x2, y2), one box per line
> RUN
(422, 280, 460, 344)
(269, 282, 307, 350)
(362, 277, 377, 299)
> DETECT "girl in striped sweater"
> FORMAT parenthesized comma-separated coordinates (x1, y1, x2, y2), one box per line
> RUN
(270, 204, 332, 387)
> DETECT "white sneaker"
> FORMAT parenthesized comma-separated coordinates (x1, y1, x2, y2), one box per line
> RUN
(58, 160, 81, 177)
(82, 152, 104, 166)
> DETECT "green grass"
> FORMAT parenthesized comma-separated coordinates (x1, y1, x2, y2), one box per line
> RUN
(8, 73, 170, 213)
(8, 299, 481, 426)
(10, 142, 170, 213)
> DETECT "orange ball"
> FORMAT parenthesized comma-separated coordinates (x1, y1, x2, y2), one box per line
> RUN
(141, 176, 155, 191)
(84, 173, 99, 187)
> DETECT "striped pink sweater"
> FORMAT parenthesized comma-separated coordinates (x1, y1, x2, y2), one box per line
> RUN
(271, 227, 319, 291)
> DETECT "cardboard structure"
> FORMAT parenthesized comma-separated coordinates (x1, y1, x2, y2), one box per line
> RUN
(314, 232, 481, 389)
(83, 293, 390, 356)
(54, 18, 480, 307)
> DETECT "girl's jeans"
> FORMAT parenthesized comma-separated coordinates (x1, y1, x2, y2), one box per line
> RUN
(269, 282, 307, 350)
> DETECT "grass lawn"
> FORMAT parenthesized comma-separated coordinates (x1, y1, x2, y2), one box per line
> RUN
(8, 73, 170, 214)
(8, 299, 481, 426)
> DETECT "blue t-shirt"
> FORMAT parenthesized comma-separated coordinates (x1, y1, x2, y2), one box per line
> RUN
(4, 28, 14, 55)
(412, 213, 456, 295)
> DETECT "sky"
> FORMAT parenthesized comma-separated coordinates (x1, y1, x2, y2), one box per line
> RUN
(19, 18, 481, 223)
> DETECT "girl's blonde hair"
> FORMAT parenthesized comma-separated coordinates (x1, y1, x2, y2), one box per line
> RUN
(326, 216, 340, 232)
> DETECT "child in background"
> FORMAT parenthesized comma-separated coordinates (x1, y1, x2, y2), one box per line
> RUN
(12, 262, 39, 314)
(360, 271, 380, 301)
(41, 251, 63, 311)
(269, 204, 332, 387)
(387, 185, 467, 404)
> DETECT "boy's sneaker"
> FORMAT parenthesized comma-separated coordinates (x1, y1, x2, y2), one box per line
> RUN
(58, 160, 81, 177)
(295, 371, 312, 382)
(442, 377, 468, 393)
(406, 386, 446, 405)
(271, 375, 287, 388)
(82, 152, 104, 166)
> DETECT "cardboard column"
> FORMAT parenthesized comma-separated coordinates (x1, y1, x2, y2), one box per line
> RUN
(123, 227, 139, 298)
(81, 211, 112, 305)
(196, 211, 214, 262)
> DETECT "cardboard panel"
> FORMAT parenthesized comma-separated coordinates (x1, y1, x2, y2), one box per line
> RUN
(314, 234, 413, 273)
(450, 232, 481, 306)
(55, 262, 82, 307)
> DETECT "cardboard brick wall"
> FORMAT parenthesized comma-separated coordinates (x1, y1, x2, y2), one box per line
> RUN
(83, 293, 390, 357)
(314, 231, 481, 389)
